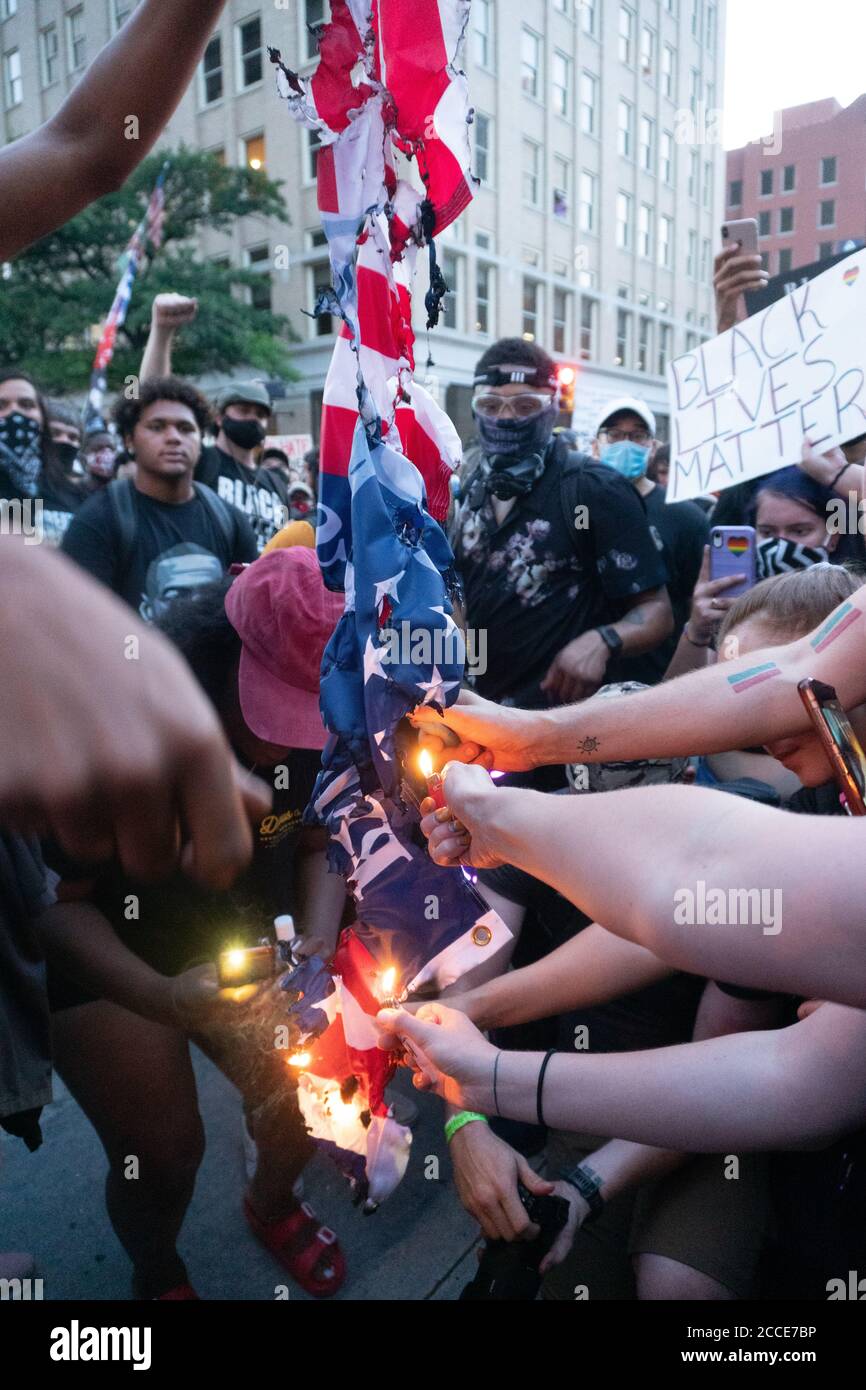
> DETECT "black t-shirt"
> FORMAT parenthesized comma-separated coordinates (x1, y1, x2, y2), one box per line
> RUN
(39, 476, 84, 548)
(452, 438, 669, 705)
(196, 445, 291, 553)
(46, 749, 324, 994)
(613, 485, 709, 685)
(61, 482, 257, 619)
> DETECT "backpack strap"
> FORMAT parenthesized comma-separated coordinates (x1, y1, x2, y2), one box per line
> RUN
(107, 477, 138, 581)
(192, 481, 237, 555)
(558, 445, 594, 558)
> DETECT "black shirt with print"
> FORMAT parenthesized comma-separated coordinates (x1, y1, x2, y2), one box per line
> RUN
(61, 482, 257, 618)
(196, 445, 291, 553)
(452, 437, 669, 704)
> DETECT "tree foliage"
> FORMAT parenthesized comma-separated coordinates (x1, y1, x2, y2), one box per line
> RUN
(0, 148, 296, 394)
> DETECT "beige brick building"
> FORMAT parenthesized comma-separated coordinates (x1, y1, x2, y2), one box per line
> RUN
(2, 0, 726, 443)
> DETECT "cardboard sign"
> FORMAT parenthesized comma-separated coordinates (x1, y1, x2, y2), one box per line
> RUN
(263, 433, 314, 484)
(666, 250, 866, 502)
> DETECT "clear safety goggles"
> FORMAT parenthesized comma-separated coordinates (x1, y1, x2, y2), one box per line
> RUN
(471, 391, 555, 421)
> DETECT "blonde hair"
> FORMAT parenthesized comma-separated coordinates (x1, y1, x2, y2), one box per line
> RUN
(717, 565, 863, 647)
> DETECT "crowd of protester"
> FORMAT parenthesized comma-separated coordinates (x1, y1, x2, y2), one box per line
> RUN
(3, 0, 866, 1306)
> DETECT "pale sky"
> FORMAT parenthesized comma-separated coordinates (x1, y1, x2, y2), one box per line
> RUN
(722, 0, 866, 149)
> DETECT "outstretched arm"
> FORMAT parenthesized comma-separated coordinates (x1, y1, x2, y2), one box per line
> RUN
(0, 1, 228, 260)
(415, 583, 866, 771)
(423, 764, 866, 1007)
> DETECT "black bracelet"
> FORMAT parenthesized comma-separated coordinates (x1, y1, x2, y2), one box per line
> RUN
(682, 624, 712, 649)
(536, 1049, 557, 1128)
(829, 462, 852, 493)
(493, 1049, 502, 1117)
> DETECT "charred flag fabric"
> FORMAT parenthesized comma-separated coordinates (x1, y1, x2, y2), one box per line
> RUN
(271, 2, 511, 1206)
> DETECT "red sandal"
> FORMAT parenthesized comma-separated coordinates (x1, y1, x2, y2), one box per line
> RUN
(155, 1283, 200, 1300)
(244, 1194, 346, 1298)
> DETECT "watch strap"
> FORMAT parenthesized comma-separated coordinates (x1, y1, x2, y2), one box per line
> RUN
(563, 1161, 605, 1223)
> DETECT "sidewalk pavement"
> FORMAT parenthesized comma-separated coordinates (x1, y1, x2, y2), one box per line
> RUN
(1, 1049, 481, 1301)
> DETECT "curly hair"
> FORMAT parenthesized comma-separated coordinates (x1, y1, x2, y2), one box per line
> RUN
(113, 376, 213, 440)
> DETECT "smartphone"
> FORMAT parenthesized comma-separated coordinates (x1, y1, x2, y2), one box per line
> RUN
(709, 526, 757, 597)
(721, 218, 759, 256)
(798, 679, 866, 816)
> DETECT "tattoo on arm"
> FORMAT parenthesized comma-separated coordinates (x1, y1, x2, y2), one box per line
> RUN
(577, 736, 601, 754)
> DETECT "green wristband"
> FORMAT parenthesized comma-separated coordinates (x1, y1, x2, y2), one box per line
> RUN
(444, 1111, 488, 1144)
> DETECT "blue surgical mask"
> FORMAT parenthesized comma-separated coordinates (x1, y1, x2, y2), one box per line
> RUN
(599, 440, 650, 480)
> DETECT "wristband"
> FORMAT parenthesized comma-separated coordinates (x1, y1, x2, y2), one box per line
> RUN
(829, 462, 852, 493)
(563, 1161, 605, 1224)
(683, 624, 712, 648)
(537, 1048, 558, 1128)
(444, 1111, 488, 1144)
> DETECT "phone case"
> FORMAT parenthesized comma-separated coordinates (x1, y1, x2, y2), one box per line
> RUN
(709, 527, 757, 597)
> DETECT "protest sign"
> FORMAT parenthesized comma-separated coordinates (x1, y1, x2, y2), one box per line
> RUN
(264, 433, 314, 483)
(666, 249, 866, 502)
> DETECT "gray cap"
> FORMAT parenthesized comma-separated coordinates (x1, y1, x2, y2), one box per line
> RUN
(215, 380, 272, 413)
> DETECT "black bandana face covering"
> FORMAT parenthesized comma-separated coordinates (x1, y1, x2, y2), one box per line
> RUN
(757, 536, 829, 579)
(476, 405, 557, 462)
(0, 412, 42, 498)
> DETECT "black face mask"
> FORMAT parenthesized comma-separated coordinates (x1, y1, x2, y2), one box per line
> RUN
(0, 412, 42, 497)
(222, 416, 267, 450)
(55, 441, 80, 473)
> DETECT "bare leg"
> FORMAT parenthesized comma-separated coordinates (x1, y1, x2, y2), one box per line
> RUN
(634, 1252, 738, 1301)
(52, 1001, 204, 1299)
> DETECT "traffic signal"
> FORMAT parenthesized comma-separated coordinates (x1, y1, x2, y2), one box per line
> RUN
(556, 363, 577, 417)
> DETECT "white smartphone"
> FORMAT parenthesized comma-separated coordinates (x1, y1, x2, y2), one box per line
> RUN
(721, 218, 759, 256)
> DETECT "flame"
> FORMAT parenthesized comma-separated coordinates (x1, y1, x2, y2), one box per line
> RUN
(418, 748, 434, 779)
(221, 948, 247, 973)
(379, 966, 397, 1000)
(288, 1051, 312, 1068)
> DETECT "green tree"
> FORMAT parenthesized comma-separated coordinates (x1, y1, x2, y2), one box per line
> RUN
(0, 147, 297, 394)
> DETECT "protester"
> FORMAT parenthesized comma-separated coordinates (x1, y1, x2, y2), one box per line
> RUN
(80, 428, 120, 490)
(61, 377, 257, 620)
(0, 370, 84, 545)
(591, 398, 708, 682)
(46, 402, 82, 454)
(450, 339, 672, 727)
(38, 550, 347, 1299)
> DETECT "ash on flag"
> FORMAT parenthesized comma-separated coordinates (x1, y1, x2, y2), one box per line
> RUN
(270, 0, 511, 1207)
(666, 249, 866, 503)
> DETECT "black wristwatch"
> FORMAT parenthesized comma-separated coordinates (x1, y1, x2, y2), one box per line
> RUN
(563, 1161, 605, 1223)
(596, 625, 623, 659)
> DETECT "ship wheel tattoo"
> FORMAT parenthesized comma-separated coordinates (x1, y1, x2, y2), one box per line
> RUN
(577, 736, 600, 754)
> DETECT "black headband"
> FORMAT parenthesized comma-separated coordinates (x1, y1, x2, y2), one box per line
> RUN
(473, 363, 558, 392)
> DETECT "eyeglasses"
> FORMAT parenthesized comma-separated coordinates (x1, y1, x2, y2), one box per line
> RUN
(472, 392, 554, 421)
(598, 427, 652, 446)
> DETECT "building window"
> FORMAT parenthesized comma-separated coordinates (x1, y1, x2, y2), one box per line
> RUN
(66, 7, 87, 72)
(113, 2, 135, 29)
(246, 244, 272, 312)
(729, 178, 742, 206)
(615, 309, 632, 368)
(688, 150, 699, 200)
(244, 133, 266, 172)
(687, 228, 697, 277)
(639, 116, 654, 172)
(552, 51, 571, 118)
(521, 29, 541, 100)
(523, 140, 541, 206)
(579, 170, 596, 232)
(782, 164, 796, 192)
(691, 0, 701, 34)
(553, 156, 570, 220)
(305, 1, 326, 61)
(553, 288, 571, 355)
(618, 100, 634, 159)
(661, 44, 675, 100)
(619, 5, 634, 65)
(819, 199, 836, 227)
(759, 252, 769, 271)
(760, 168, 773, 196)
(237, 16, 263, 90)
(638, 204, 653, 259)
(616, 192, 633, 249)
(640, 25, 655, 79)
(658, 322, 672, 376)
(703, 161, 712, 209)
(701, 237, 711, 280)
(305, 129, 321, 181)
(201, 36, 223, 105)
(779, 206, 794, 234)
(441, 251, 461, 330)
(689, 68, 700, 115)
(661, 130, 673, 183)
(580, 72, 598, 136)
(474, 112, 492, 184)
(820, 155, 837, 185)
(581, 0, 598, 36)
(475, 262, 493, 335)
(2, 1, 18, 17)
(310, 262, 334, 336)
(3, 48, 21, 108)
(637, 317, 652, 373)
(474, 0, 493, 70)
(40, 25, 59, 88)
(778, 248, 793, 274)
(580, 297, 597, 360)
(818, 241, 834, 260)
(758, 210, 771, 237)
(658, 214, 673, 268)
(522, 278, 541, 341)
(706, 3, 717, 49)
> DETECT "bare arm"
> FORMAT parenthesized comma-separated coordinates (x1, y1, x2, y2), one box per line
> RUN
(37, 899, 171, 1023)
(139, 294, 199, 382)
(0, 0, 228, 261)
(424, 766, 866, 1007)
